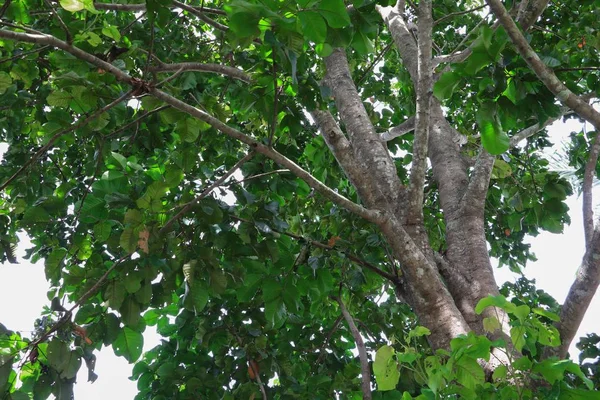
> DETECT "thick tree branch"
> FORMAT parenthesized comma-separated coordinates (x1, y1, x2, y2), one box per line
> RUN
(407, 0, 433, 223)
(380, 116, 415, 141)
(335, 297, 372, 400)
(323, 49, 405, 210)
(0, 90, 133, 192)
(552, 225, 600, 358)
(93, 1, 225, 15)
(516, 0, 549, 31)
(150, 62, 252, 83)
(160, 153, 255, 235)
(583, 134, 600, 246)
(150, 88, 382, 224)
(486, 0, 600, 132)
(312, 110, 390, 210)
(0, 29, 132, 82)
(0, 28, 380, 225)
(461, 150, 495, 213)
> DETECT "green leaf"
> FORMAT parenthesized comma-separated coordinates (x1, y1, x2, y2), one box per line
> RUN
(0, 72, 13, 95)
(21, 206, 51, 225)
(433, 72, 461, 100)
(298, 11, 327, 43)
(532, 307, 560, 322)
(113, 327, 144, 363)
(102, 25, 121, 42)
(510, 326, 526, 352)
(183, 281, 209, 313)
(120, 227, 138, 254)
(373, 345, 400, 391)
(176, 118, 206, 143)
(104, 280, 126, 310)
(228, 12, 261, 38)
(46, 90, 73, 108)
(454, 357, 484, 389)
(476, 103, 509, 155)
(264, 298, 286, 329)
(513, 304, 530, 321)
(319, 0, 351, 28)
(93, 220, 113, 242)
(351, 30, 375, 55)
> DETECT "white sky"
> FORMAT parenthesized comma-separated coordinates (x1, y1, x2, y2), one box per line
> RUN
(0, 116, 599, 397)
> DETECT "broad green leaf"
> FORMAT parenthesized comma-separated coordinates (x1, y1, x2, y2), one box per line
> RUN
(228, 12, 261, 38)
(47, 90, 73, 108)
(120, 227, 138, 254)
(93, 221, 113, 242)
(433, 72, 460, 100)
(373, 345, 400, 391)
(510, 326, 526, 352)
(513, 304, 530, 321)
(532, 307, 560, 322)
(88, 112, 110, 131)
(183, 281, 209, 313)
(113, 327, 144, 363)
(0, 72, 13, 95)
(104, 280, 126, 310)
(59, 0, 97, 13)
(264, 298, 286, 329)
(454, 357, 484, 389)
(298, 11, 327, 43)
(120, 297, 141, 327)
(482, 316, 500, 333)
(102, 25, 121, 42)
(176, 118, 206, 143)
(476, 103, 509, 155)
(21, 206, 51, 225)
(319, 0, 351, 28)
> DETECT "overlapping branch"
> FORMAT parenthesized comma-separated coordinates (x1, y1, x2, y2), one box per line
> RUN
(407, 0, 433, 223)
(150, 62, 252, 83)
(0, 28, 380, 225)
(334, 296, 372, 400)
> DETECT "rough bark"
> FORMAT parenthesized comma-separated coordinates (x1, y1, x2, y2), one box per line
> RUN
(552, 227, 600, 358)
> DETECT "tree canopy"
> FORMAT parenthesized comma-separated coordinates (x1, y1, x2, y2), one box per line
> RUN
(1, 0, 600, 399)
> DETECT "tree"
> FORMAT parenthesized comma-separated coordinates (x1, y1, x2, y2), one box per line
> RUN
(0, 0, 599, 398)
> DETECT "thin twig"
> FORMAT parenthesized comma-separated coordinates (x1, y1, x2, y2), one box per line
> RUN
(0, 90, 132, 192)
(268, 44, 278, 146)
(230, 215, 398, 282)
(0, 21, 44, 35)
(225, 169, 290, 186)
(0, 45, 49, 64)
(356, 42, 393, 87)
(43, 0, 72, 44)
(159, 152, 255, 235)
(27, 255, 130, 350)
(0, 0, 12, 19)
(315, 315, 343, 364)
(434, 4, 488, 25)
(105, 105, 169, 138)
(335, 296, 372, 400)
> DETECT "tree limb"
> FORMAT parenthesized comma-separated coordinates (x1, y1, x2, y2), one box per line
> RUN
(93, 1, 225, 15)
(335, 296, 372, 400)
(150, 62, 252, 83)
(150, 88, 382, 224)
(485, 0, 600, 132)
(323, 49, 405, 210)
(551, 225, 600, 359)
(0, 28, 380, 224)
(380, 116, 415, 141)
(516, 0, 549, 31)
(583, 134, 600, 246)
(229, 215, 398, 283)
(407, 0, 433, 223)
(160, 152, 255, 235)
(461, 149, 495, 213)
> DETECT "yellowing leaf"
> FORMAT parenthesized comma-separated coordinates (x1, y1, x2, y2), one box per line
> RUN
(373, 345, 400, 391)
